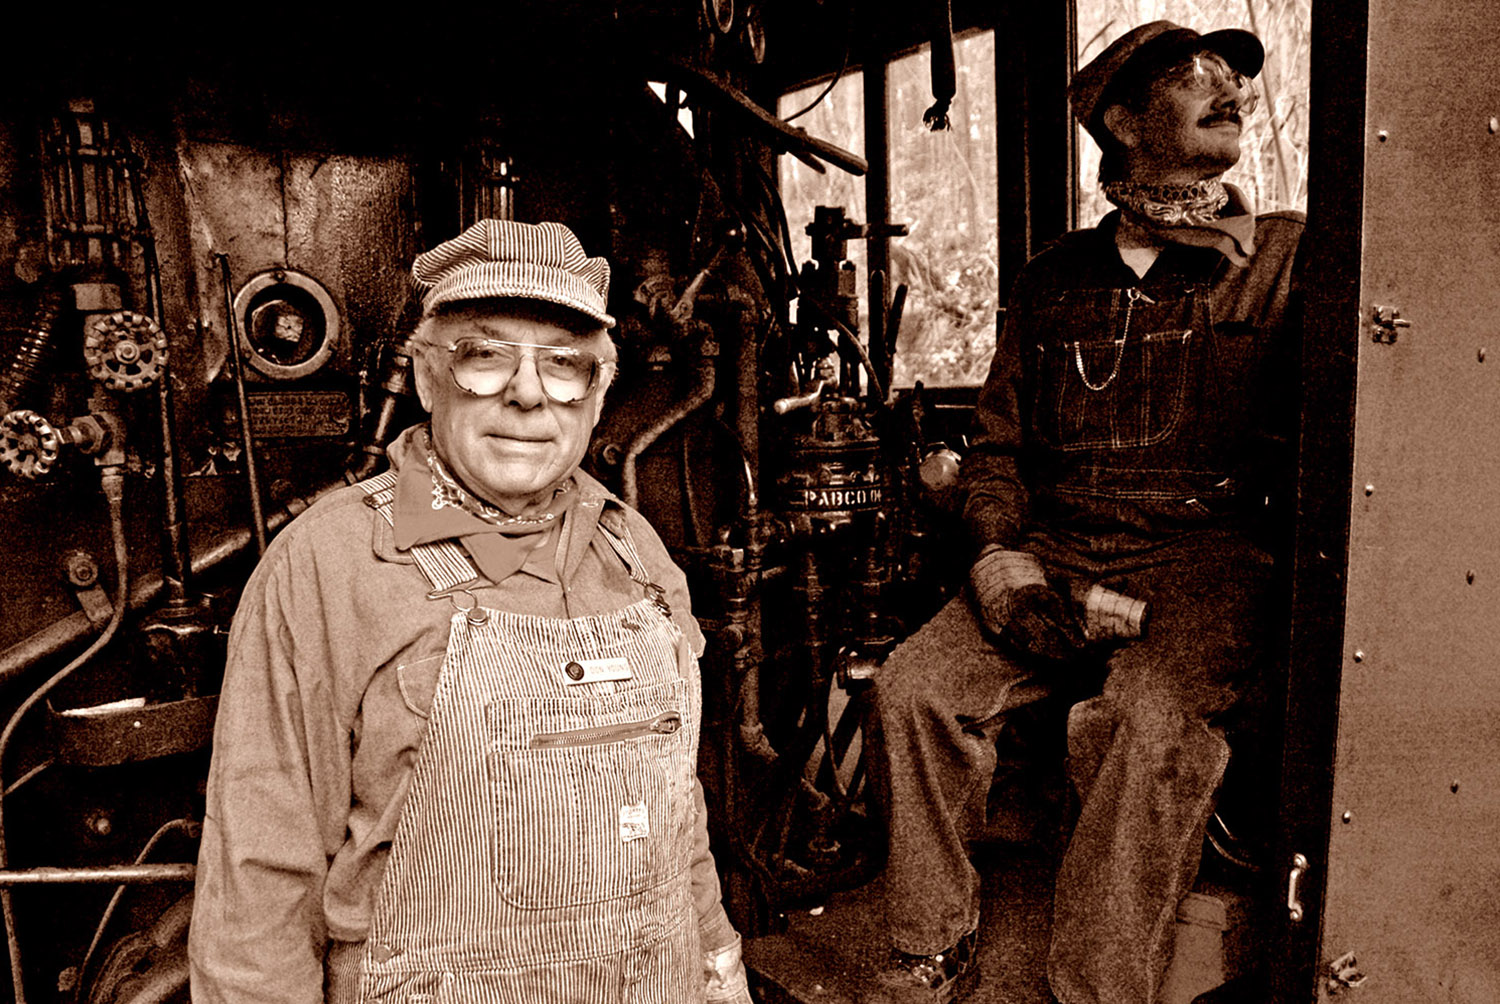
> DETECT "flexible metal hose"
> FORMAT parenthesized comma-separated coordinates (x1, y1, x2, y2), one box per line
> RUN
(0, 286, 69, 416)
(0, 468, 129, 1004)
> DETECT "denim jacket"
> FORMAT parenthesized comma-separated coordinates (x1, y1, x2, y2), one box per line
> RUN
(962, 209, 1305, 552)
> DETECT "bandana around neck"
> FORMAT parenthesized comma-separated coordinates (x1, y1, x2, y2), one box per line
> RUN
(422, 430, 571, 531)
(390, 426, 575, 584)
(1103, 178, 1258, 268)
(1103, 178, 1229, 226)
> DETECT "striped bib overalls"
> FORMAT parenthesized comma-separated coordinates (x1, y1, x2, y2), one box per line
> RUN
(342, 473, 704, 1002)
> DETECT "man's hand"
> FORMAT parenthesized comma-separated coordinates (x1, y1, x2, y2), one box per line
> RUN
(970, 547, 1086, 664)
(1003, 582, 1087, 663)
(704, 934, 754, 1003)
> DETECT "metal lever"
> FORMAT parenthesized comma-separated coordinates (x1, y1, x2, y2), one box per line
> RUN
(1287, 852, 1309, 922)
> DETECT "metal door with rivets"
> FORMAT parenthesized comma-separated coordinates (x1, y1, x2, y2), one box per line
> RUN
(1275, 1, 1500, 1001)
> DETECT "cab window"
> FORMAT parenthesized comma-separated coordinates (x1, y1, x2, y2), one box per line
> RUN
(779, 30, 1000, 388)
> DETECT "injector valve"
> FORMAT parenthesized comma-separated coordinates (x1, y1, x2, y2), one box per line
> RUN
(0, 410, 113, 479)
(0, 411, 61, 478)
(82, 310, 167, 392)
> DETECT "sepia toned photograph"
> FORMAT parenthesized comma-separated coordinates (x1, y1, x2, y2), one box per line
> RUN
(0, 2, 1491, 1002)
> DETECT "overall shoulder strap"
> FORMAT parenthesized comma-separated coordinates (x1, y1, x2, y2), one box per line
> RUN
(358, 472, 486, 596)
(595, 510, 672, 617)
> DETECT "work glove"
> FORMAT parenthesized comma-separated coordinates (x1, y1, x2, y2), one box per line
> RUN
(704, 934, 754, 1003)
(970, 547, 1086, 664)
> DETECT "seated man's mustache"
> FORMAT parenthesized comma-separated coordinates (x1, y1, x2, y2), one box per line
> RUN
(1200, 110, 1242, 126)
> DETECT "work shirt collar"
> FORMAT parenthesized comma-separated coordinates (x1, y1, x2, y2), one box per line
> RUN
(381, 425, 621, 587)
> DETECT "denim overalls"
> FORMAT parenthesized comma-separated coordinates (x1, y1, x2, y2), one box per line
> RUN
(331, 473, 704, 1003)
(1028, 276, 1272, 538)
(873, 216, 1303, 1004)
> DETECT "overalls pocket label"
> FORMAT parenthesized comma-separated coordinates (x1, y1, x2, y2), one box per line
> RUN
(620, 802, 650, 841)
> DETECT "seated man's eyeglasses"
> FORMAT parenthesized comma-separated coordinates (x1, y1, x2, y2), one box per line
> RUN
(420, 337, 609, 404)
(1160, 51, 1259, 114)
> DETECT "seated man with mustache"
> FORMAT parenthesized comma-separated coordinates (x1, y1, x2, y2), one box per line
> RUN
(868, 21, 1304, 1004)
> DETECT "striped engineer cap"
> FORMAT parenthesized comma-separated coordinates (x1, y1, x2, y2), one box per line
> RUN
(411, 219, 615, 328)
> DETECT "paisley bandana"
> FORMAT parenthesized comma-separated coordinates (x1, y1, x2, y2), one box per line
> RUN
(423, 431, 570, 529)
(390, 426, 575, 584)
(1102, 178, 1258, 268)
(1103, 178, 1229, 226)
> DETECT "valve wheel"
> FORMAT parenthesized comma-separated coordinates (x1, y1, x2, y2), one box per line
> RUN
(83, 311, 167, 391)
(0, 409, 62, 479)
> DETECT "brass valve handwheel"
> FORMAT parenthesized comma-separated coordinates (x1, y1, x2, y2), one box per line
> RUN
(83, 310, 167, 391)
(0, 409, 62, 478)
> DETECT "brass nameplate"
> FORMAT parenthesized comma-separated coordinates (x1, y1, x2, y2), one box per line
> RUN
(245, 390, 352, 438)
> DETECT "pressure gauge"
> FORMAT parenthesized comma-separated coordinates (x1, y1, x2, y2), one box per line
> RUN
(232, 268, 340, 381)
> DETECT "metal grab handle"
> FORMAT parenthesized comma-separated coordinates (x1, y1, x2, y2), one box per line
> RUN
(1287, 852, 1310, 922)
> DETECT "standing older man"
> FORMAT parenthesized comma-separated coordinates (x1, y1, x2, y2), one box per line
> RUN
(189, 220, 752, 1003)
(869, 22, 1303, 1004)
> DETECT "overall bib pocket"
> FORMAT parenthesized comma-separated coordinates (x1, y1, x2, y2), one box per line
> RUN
(485, 679, 693, 909)
(1032, 288, 1201, 452)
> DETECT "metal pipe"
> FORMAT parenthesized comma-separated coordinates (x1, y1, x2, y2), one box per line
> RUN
(215, 254, 268, 556)
(802, 298, 886, 403)
(0, 467, 129, 1004)
(345, 340, 414, 484)
(731, 311, 759, 517)
(75, 819, 198, 1002)
(620, 352, 716, 509)
(154, 355, 192, 603)
(0, 864, 194, 886)
(0, 480, 341, 688)
(712, 418, 758, 520)
(863, 54, 892, 389)
(127, 162, 193, 603)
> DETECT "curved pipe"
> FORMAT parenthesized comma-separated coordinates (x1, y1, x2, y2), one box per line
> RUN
(801, 296, 886, 403)
(0, 468, 129, 1004)
(0, 479, 344, 688)
(76, 819, 198, 1002)
(620, 353, 716, 509)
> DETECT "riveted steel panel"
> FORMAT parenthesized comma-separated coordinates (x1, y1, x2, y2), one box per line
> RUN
(1321, 1, 1500, 1000)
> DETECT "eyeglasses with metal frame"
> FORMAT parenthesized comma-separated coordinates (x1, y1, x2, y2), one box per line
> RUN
(1159, 52, 1260, 115)
(419, 337, 610, 404)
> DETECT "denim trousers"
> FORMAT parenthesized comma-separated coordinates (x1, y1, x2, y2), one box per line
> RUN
(868, 526, 1273, 1004)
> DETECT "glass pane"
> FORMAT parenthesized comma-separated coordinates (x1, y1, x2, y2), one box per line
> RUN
(1074, 1, 1312, 226)
(779, 31, 1000, 388)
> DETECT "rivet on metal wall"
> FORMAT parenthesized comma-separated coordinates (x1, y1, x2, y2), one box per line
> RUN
(1467, 570, 1475, 584)
(1341, 811, 1352, 824)
(1364, 483, 1375, 496)
(1352, 649, 1364, 663)
(1451, 780, 1460, 794)
(1376, 129, 1389, 142)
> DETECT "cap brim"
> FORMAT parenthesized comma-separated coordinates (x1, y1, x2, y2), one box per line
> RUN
(1197, 28, 1265, 78)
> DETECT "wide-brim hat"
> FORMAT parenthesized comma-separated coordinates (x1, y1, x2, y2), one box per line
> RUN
(1071, 21, 1265, 146)
(412, 219, 615, 328)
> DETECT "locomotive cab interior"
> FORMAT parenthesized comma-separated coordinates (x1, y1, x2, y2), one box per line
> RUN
(0, 3, 1495, 1003)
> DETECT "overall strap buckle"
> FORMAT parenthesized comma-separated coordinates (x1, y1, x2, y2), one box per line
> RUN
(645, 582, 672, 619)
(427, 576, 493, 625)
